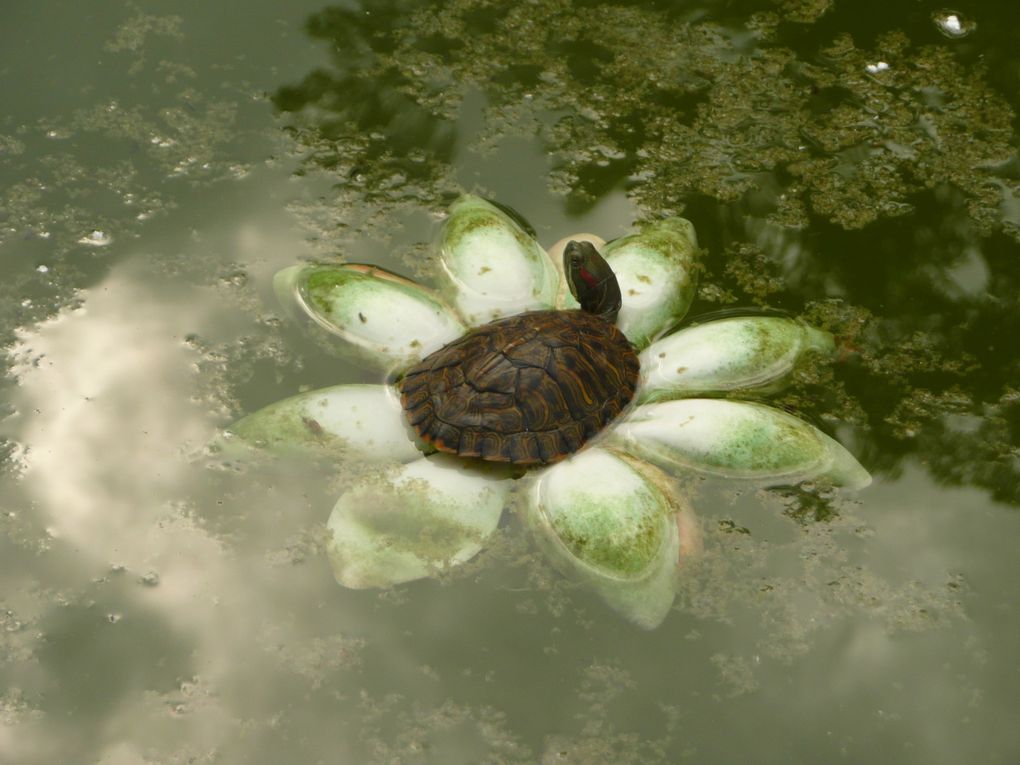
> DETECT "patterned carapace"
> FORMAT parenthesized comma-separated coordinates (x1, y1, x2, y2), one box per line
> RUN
(399, 309, 639, 464)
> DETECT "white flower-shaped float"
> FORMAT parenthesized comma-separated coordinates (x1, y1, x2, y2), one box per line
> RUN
(227, 195, 870, 628)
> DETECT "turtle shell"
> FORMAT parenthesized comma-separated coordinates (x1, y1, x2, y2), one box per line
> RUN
(398, 309, 640, 465)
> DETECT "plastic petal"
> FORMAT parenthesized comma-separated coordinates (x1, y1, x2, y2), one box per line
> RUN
(527, 447, 700, 629)
(326, 455, 511, 588)
(612, 399, 871, 489)
(437, 194, 559, 325)
(224, 384, 423, 463)
(601, 218, 699, 349)
(274, 263, 464, 372)
(638, 316, 835, 401)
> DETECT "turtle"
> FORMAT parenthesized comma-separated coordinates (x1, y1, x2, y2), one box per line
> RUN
(398, 240, 640, 465)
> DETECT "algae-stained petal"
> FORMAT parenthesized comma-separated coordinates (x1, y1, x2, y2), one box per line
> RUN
(275, 263, 464, 371)
(528, 447, 696, 629)
(613, 399, 871, 489)
(638, 317, 835, 401)
(602, 218, 699, 350)
(326, 454, 511, 589)
(224, 384, 422, 463)
(437, 194, 559, 326)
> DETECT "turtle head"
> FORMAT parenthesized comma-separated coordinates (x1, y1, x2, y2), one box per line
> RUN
(564, 240, 622, 324)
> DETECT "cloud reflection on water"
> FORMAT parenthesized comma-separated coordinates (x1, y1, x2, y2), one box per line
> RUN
(5, 264, 251, 761)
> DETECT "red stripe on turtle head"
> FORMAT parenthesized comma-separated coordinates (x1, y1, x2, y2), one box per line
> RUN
(577, 265, 599, 290)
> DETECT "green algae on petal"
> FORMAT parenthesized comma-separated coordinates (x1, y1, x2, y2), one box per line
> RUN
(437, 194, 559, 326)
(638, 316, 835, 401)
(537, 457, 667, 579)
(327, 454, 510, 589)
(600, 218, 699, 350)
(275, 263, 465, 372)
(614, 399, 871, 489)
(224, 384, 423, 463)
(528, 447, 699, 629)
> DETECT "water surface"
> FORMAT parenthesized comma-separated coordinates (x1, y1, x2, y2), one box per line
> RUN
(2, 1, 1019, 762)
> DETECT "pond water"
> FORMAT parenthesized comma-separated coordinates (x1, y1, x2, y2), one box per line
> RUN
(2, 0, 1019, 762)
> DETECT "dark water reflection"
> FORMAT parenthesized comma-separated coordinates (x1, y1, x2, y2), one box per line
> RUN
(1, 0, 1020, 763)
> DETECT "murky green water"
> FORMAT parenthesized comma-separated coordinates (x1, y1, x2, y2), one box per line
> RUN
(3, 0, 1019, 762)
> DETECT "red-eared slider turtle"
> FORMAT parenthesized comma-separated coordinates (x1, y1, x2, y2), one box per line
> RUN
(398, 241, 640, 465)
